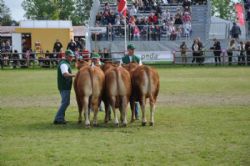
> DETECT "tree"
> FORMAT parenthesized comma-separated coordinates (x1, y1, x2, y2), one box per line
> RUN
(73, 0, 93, 25)
(211, 0, 236, 20)
(0, 0, 12, 25)
(22, 0, 93, 25)
(22, 0, 59, 20)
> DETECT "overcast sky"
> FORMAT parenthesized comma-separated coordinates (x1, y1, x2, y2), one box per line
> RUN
(4, 0, 25, 21)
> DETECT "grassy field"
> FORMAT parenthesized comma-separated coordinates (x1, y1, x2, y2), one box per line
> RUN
(0, 67, 250, 166)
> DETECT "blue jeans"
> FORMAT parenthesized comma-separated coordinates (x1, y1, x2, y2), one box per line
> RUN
(135, 102, 139, 118)
(54, 90, 71, 122)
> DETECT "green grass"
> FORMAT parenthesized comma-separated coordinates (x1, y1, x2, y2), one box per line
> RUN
(0, 67, 250, 166)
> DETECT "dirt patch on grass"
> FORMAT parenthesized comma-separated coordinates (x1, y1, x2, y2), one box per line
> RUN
(1, 93, 250, 109)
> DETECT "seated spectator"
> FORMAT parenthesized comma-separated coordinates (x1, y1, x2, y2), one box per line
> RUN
(148, 12, 158, 25)
(96, 12, 102, 23)
(183, 22, 192, 38)
(174, 14, 183, 26)
(182, 0, 191, 12)
(169, 23, 177, 40)
(133, 0, 144, 10)
(106, 23, 114, 41)
(103, 2, 111, 13)
(130, 5, 138, 16)
(182, 11, 192, 23)
(108, 11, 116, 25)
(162, 9, 171, 22)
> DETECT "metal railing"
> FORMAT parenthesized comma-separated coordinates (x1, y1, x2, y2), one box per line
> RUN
(173, 49, 250, 66)
(91, 24, 193, 42)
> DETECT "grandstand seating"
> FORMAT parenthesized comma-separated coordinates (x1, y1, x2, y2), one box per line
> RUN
(89, 0, 211, 52)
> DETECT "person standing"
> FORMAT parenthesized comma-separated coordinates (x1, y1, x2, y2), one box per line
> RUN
(245, 41, 250, 65)
(54, 50, 76, 124)
(67, 39, 77, 52)
(210, 38, 221, 65)
(230, 22, 241, 40)
(191, 39, 200, 64)
(122, 44, 141, 119)
(238, 41, 245, 65)
(180, 41, 188, 65)
(53, 39, 63, 53)
(227, 39, 236, 65)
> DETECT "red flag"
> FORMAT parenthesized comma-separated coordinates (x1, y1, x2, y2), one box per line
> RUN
(118, 0, 127, 16)
(235, 3, 245, 26)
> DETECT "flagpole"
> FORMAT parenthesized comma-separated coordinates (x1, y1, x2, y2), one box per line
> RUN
(125, 18, 127, 53)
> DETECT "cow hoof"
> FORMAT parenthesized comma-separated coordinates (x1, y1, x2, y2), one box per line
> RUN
(78, 120, 82, 124)
(93, 123, 98, 127)
(85, 124, 90, 128)
(149, 122, 154, 126)
(122, 123, 127, 127)
(130, 119, 135, 123)
(114, 123, 119, 127)
(142, 122, 147, 126)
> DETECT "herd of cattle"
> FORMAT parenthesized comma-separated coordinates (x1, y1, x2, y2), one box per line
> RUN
(74, 60, 160, 127)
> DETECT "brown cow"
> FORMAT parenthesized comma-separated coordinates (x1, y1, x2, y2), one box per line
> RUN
(103, 63, 131, 126)
(74, 63, 105, 127)
(126, 64, 160, 126)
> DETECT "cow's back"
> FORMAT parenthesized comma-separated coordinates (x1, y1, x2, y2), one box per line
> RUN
(132, 65, 159, 100)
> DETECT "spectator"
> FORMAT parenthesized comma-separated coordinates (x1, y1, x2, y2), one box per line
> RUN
(103, 2, 111, 13)
(67, 39, 77, 52)
(182, 0, 191, 12)
(183, 22, 192, 38)
(130, 5, 138, 16)
(180, 41, 188, 64)
(230, 22, 241, 40)
(238, 41, 245, 65)
(245, 41, 250, 65)
(12, 50, 20, 69)
(192, 38, 202, 64)
(210, 38, 221, 65)
(53, 39, 63, 53)
(161, 9, 171, 22)
(227, 39, 236, 65)
(107, 23, 115, 41)
(102, 48, 110, 62)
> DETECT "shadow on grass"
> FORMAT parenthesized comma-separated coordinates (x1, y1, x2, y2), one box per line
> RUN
(24, 119, 150, 133)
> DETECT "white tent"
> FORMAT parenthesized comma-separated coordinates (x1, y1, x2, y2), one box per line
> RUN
(209, 16, 246, 40)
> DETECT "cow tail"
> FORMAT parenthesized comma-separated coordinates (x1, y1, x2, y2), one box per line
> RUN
(115, 68, 120, 93)
(88, 67, 94, 103)
(145, 66, 153, 99)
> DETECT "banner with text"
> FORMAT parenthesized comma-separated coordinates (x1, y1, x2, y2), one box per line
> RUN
(135, 51, 173, 63)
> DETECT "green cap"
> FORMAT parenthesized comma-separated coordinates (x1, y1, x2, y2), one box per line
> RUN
(127, 44, 135, 50)
(91, 53, 100, 59)
(65, 50, 74, 56)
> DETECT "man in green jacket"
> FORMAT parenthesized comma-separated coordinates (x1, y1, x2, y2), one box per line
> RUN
(54, 50, 76, 124)
(122, 44, 141, 64)
(122, 44, 141, 120)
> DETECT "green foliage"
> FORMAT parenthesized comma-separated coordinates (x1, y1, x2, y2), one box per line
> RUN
(0, 68, 250, 165)
(22, 0, 93, 25)
(211, 0, 236, 20)
(0, 0, 12, 25)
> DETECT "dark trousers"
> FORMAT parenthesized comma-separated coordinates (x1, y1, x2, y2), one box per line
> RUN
(238, 54, 245, 65)
(214, 53, 221, 64)
(228, 52, 233, 65)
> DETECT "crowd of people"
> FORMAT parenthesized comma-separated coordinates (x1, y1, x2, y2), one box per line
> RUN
(93, 0, 192, 41)
(0, 38, 112, 69)
(178, 36, 250, 66)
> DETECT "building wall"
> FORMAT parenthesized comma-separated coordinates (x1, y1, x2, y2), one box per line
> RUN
(15, 28, 73, 52)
